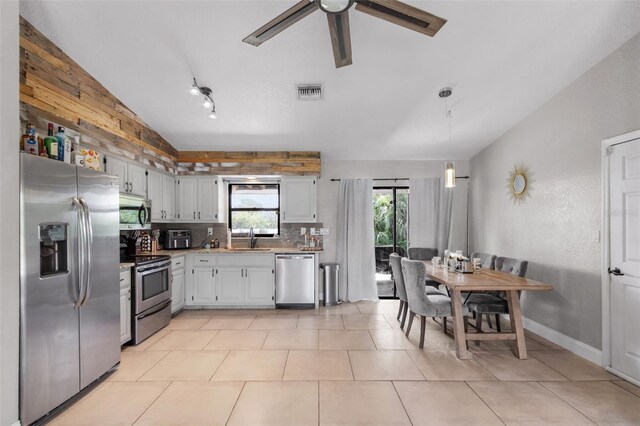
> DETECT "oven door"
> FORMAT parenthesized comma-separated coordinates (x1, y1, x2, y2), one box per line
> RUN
(134, 260, 171, 313)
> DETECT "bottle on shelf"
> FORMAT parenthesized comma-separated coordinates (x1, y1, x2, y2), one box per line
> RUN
(43, 123, 58, 159)
(24, 124, 38, 155)
(55, 126, 66, 161)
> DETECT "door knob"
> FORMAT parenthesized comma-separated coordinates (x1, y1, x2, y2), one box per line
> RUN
(608, 267, 624, 276)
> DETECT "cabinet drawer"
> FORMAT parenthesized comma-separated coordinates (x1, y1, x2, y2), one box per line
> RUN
(119, 269, 131, 289)
(171, 256, 186, 270)
(193, 255, 215, 265)
(216, 254, 274, 268)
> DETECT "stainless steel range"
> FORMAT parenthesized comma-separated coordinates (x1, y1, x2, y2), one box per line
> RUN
(124, 254, 172, 344)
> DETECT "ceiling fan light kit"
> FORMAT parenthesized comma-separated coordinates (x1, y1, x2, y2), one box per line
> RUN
(243, 0, 447, 68)
(188, 77, 216, 119)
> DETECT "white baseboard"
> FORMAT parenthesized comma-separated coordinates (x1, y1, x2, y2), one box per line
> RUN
(520, 316, 603, 365)
(11, 421, 21, 426)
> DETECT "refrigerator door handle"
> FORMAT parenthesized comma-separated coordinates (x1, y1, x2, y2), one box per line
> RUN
(79, 198, 93, 306)
(72, 197, 86, 308)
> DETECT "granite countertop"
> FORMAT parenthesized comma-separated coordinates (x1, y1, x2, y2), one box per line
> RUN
(119, 262, 135, 270)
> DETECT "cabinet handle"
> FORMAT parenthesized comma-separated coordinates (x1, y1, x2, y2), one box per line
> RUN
(127, 290, 131, 301)
(212, 269, 214, 277)
(175, 262, 181, 265)
(198, 212, 201, 220)
(193, 211, 196, 220)
(120, 278, 124, 282)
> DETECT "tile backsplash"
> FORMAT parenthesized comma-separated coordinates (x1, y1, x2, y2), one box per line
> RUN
(149, 222, 324, 249)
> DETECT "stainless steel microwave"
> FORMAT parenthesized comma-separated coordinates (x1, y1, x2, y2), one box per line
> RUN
(119, 194, 151, 230)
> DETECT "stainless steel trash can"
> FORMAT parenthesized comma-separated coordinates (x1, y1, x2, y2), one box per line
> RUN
(320, 263, 340, 307)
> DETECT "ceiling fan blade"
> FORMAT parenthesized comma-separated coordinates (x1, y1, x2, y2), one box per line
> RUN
(354, 0, 446, 37)
(243, 0, 319, 47)
(327, 11, 353, 68)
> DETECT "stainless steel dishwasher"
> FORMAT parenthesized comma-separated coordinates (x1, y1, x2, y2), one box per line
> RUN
(275, 254, 315, 309)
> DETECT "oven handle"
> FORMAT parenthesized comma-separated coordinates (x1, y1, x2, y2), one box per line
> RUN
(137, 299, 171, 320)
(136, 261, 172, 274)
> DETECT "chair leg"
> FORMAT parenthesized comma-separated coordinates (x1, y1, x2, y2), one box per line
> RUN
(464, 316, 470, 350)
(443, 317, 447, 334)
(475, 314, 483, 346)
(419, 316, 426, 349)
(486, 314, 493, 329)
(400, 303, 409, 330)
(397, 300, 404, 321)
(405, 311, 414, 337)
(495, 314, 502, 332)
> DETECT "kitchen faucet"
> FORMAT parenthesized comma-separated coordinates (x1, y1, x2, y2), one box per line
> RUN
(249, 227, 257, 248)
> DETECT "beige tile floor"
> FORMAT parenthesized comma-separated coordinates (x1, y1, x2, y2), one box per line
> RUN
(51, 300, 640, 425)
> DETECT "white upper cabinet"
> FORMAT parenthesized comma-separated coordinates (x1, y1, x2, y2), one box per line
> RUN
(197, 177, 219, 222)
(280, 176, 317, 223)
(106, 156, 146, 197)
(148, 170, 176, 222)
(177, 176, 222, 223)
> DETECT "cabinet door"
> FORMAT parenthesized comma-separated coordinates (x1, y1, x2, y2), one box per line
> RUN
(197, 177, 219, 222)
(163, 175, 176, 221)
(245, 268, 275, 305)
(119, 287, 131, 345)
(106, 157, 128, 193)
(127, 163, 147, 197)
(281, 177, 317, 222)
(178, 178, 197, 221)
(216, 267, 244, 305)
(147, 170, 164, 221)
(171, 270, 185, 313)
(192, 268, 216, 305)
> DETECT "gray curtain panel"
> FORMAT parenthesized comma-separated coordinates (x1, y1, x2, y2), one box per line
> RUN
(336, 179, 378, 302)
(408, 177, 453, 256)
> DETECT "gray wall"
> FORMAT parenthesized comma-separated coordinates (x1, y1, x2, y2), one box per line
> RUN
(469, 33, 640, 350)
(317, 159, 470, 264)
(0, 0, 20, 424)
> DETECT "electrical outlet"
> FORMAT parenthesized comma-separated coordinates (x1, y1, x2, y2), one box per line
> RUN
(300, 227, 306, 235)
(207, 227, 213, 236)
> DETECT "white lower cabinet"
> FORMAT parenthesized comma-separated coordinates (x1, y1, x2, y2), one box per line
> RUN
(245, 268, 275, 305)
(216, 267, 244, 305)
(186, 254, 274, 307)
(171, 256, 186, 313)
(119, 269, 132, 345)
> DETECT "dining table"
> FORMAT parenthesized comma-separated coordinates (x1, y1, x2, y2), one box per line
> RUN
(419, 261, 554, 360)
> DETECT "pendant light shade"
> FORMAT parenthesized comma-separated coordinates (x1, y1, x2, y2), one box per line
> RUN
(445, 161, 456, 188)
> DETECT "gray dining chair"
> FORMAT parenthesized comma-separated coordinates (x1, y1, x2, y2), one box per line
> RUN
(390, 253, 444, 330)
(401, 258, 468, 349)
(470, 252, 497, 270)
(407, 247, 440, 289)
(465, 257, 528, 338)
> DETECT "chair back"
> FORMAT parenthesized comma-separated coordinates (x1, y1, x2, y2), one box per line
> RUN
(401, 258, 439, 317)
(408, 247, 438, 261)
(470, 252, 497, 270)
(495, 257, 528, 277)
(389, 253, 408, 302)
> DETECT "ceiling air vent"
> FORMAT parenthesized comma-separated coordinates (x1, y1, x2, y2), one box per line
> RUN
(297, 84, 323, 101)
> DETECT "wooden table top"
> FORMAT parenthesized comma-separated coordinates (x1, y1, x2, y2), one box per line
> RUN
(419, 261, 554, 292)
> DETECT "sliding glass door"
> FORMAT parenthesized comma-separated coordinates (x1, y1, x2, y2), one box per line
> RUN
(373, 186, 409, 298)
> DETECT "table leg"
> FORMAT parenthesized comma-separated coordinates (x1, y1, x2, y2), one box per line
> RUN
(451, 289, 470, 359)
(506, 290, 527, 359)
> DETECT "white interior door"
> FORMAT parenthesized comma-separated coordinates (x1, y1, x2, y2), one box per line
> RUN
(610, 137, 640, 382)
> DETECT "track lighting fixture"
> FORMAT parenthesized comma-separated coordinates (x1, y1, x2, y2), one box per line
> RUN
(189, 77, 217, 119)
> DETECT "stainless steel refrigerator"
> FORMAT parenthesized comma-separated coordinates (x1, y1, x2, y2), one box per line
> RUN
(20, 153, 120, 425)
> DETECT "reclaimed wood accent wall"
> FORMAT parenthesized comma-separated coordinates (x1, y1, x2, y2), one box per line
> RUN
(177, 151, 321, 176)
(19, 17, 178, 172)
(18, 17, 321, 177)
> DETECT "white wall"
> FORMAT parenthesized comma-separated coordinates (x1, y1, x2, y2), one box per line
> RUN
(469, 33, 640, 351)
(317, 160, 470, 264)
(0, 1, 20, 424)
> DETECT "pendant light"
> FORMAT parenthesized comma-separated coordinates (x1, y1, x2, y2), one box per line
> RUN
(439, 87, 455, 188)
(189, 77, 217, 120)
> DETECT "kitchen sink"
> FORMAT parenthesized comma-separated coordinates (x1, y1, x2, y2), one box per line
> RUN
(228, 248, 272, 252)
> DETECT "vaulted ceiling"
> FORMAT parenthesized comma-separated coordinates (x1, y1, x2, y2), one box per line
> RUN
(20, 1, 640, 160)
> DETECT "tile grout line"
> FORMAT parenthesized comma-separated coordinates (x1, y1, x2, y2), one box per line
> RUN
(537, 381, 601, 424)
(225, 380, 248, 426)
(281, 350, 290, 380)
(317, 380, 321, 426)
(346, 350, 355, 380)
(611, 380, 640, 398)
(390, 381, 414, 425)
(132, 350, 171, 382)
(130, 380, 173, 425)
(209, 350, 232, 382)
(464, 381, 507, 426)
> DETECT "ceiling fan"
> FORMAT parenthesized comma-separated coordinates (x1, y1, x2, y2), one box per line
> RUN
(243, 0, 447, 68)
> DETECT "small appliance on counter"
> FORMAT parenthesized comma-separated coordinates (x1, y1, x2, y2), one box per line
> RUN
(161, 230, 192, 250)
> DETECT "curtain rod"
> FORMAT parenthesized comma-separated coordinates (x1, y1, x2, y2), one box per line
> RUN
(329, 176, 470, 182)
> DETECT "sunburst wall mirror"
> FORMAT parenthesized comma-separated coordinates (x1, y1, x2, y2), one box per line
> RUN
(507, 163, 533, 204)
